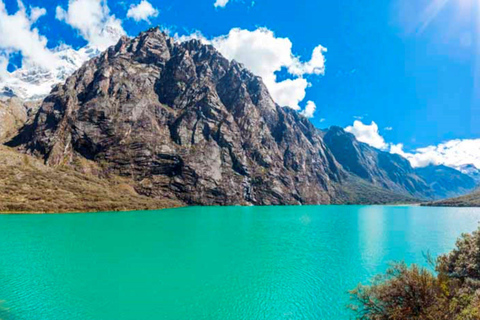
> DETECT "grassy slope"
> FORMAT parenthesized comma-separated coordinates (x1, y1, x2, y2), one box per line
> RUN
(422, 190, 480, 207)
(0, 146, 183, 213)
(334, 176, 419, 205)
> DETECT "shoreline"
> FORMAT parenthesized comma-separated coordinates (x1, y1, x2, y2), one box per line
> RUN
(2, 203, 480, 215)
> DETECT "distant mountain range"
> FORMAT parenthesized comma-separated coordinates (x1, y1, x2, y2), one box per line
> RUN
(1, 28, 478, 210)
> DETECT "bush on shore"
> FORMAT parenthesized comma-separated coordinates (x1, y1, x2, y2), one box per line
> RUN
(349, 228, 480, 320)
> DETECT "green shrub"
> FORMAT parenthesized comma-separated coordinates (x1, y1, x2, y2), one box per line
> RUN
(349, 228, 480, 320)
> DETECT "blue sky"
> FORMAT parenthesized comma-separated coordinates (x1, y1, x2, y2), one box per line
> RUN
(1, 0, 479, 168)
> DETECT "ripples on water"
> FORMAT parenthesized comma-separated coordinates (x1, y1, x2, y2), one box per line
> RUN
(0, 206, 479, 320)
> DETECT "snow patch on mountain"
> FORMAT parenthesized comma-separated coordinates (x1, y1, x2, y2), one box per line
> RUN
(459, 164, 480, 184)
(0, 45, 100, 101)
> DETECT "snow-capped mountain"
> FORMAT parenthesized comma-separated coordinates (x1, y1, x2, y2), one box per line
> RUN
(0, 45, 101, 101)
(0, 22, 126, 102)
(459, 164, 480, 184)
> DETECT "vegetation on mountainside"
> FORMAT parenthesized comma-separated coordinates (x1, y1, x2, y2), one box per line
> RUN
(349, 227, 480, 319)
(423, 190, 480, 207)
(0, 146, 182, 213)
(334, 176, 419, 205)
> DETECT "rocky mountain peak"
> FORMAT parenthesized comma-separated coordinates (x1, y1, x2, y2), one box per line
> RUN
(9, 29, 346, 206)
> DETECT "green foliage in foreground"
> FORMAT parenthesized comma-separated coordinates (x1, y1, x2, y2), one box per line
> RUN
(349, 228, 480, 319)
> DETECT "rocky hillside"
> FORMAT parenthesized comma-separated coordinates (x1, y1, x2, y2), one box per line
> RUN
(0, 98, 40, 142)
(0, 146, 181, 213)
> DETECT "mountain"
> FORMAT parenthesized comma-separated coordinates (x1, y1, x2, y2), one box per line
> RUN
(423, 190, 480, 207)
(6, 28, 475, 208)
(459, 164, 480, 184)
(9, 28, 352, 206)
(322, 127, 477, 200)
(415, 165, 477, 199)
(322, 126, 435, 199)
(0, 45, 100, 101)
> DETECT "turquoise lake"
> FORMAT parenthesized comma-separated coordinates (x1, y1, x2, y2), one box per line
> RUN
(1, 205, 480, 320)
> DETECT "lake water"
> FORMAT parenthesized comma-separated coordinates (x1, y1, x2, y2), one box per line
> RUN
(1, 206, 480, 320)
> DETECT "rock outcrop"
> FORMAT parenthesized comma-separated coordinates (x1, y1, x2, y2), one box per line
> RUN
(0, 98, 40, 142)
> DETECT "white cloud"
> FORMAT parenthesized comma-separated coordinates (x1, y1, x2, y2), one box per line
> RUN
(179, 28, 327, 110)
(390, 140, 480, 169)
(214, 0, 229, 8)
(30, 7, 46, 23)
(56, 0, 125, 50)
(127, 0, 159, 23)
(288, 45, 327, 76)
(345, 120, 388, 150)
(384, 127, 393, 131)
(0, 1, 58, 70)
(300, 101, 316, 118)
(345, 120, 480, 169)
(267, 78, 309, 111)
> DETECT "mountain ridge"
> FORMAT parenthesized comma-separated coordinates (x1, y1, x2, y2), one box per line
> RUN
(10, 28, 346, 205)
(4, 27, 476, 208)
(323, 126, 436, 199)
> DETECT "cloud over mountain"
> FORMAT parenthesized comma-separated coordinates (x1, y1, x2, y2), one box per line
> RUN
(300, 101, 317, 118)
(56, 0, 125, 50)
(0, 0, 123, 100)
(345, 120, 388, 150)
(346, 120, 480, 170)
(127, 0, 159, 23)
(390, 140, 480, 169)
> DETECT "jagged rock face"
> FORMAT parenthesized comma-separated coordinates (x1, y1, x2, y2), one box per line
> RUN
(0, 99, 26, 142)
(415, 165, 477, 199)
(323, 126, 435, 199)
(12, 28, 344, 205)
(0, 98, 40, 142)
